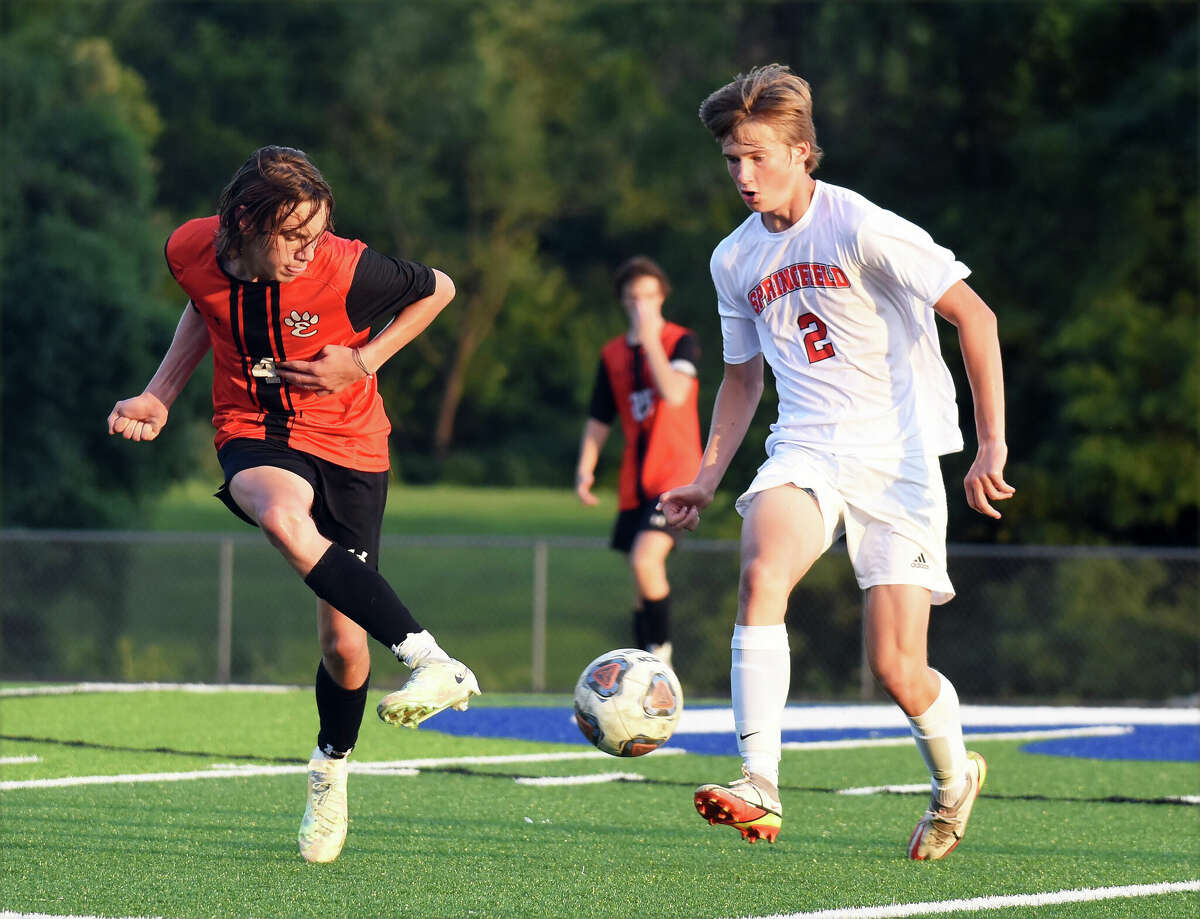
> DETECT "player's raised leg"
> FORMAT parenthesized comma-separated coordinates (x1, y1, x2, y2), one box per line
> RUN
(694, 484, 825, 843)
(229, 464, 481, 729)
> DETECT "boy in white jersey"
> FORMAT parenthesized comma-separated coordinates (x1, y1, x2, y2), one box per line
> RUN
(660, 64, 1014, 859)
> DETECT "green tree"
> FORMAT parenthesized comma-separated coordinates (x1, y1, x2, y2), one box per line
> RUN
(59, 0, 1199, 545)
(0, 9, 193, 526)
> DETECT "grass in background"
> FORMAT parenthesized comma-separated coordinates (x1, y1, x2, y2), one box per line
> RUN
(148, 478, 618, 536)
(147, 477, 747, 539)
(2, 688, 1197, 919)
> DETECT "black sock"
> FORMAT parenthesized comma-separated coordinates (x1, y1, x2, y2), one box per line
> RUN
(632, 606, 649, 650)
(642, 595, 671, 647)
(304, 545, 423, 651)
(315, 660, 369, 758)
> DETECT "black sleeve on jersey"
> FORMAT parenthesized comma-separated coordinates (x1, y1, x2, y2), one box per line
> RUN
(346, 247, 438, 332)
(587, 359, 617, 424)
(670, 332, 701, 366)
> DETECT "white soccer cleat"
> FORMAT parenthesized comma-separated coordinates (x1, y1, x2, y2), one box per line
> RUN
(908, 751, 988, 860)
(377, 657, 481, 729)
(694, 766, 783, 843)
(298, 749, 349, 864)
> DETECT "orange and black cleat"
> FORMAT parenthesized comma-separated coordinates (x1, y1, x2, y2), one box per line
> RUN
(694, 768, 782, 844)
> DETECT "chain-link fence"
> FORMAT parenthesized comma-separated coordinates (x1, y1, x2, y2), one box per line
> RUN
(1, 530, 1196, 702)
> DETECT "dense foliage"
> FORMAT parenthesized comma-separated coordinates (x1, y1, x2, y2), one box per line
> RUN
(1, 0, 1195, 546)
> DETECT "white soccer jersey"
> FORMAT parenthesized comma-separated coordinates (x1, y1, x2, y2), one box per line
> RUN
(712, 180, 968, 457)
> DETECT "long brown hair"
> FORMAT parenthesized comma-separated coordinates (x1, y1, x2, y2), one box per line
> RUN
(215, 146, 334, 259)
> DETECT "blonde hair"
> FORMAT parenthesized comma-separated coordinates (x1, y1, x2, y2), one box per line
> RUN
(698, 63, 824, 173)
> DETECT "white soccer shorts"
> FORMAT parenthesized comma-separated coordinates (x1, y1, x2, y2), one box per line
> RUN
(734, 444, 955, 605)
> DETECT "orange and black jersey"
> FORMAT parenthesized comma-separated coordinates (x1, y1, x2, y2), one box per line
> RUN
(589, 324, 702, 511)
(165, 216, 435, 472)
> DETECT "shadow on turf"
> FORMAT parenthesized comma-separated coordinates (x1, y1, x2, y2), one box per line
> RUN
(424, 765, 1198, 807)
(0, 733, 299, 764)
(3, 738, 1192, 807)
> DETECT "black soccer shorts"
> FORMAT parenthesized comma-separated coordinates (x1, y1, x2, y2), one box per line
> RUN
(610, 499, 677, 554)
(215, 438, 388, 570)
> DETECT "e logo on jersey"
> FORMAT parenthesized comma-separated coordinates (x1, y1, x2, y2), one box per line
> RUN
(284, 310, 319, 337)
(747, 262, 849, 314)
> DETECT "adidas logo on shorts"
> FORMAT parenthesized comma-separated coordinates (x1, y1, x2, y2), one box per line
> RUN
(911, 553, 929, 569)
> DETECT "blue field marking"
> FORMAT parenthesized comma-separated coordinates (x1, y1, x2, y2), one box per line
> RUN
(1025, 723, 1200, 763)
(429, 706, 1200, 762)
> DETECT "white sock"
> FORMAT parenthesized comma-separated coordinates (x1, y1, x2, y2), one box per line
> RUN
(731, 623, 790, 788)
(309, 745, 348, 764)
(393, 629, 450, 668)
(907, 670, 969, 806)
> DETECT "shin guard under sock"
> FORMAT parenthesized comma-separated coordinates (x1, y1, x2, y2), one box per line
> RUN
(304, 545, 423, 651)
(642, 595, 671, 647)
(907, 670, 969, 805)
(731, 623, 790, 787)
(315, 660, 369, 758)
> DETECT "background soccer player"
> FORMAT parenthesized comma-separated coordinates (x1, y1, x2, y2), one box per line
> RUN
(661, 65, 1014, 857)
(574, 257, 703, 667)
(107, 146, 480, 864)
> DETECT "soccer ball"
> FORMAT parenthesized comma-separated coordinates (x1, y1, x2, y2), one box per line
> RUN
(573, 648, 683, 757)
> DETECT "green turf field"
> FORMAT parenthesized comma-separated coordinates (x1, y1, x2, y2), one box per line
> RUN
(2, 686, 1196, 919)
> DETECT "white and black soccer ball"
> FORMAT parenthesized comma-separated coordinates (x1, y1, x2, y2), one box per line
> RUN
(573, 648, 683, 757)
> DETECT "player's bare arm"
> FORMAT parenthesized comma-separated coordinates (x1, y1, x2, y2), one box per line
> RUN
(108, 302, 211, 442)
(637, 316, 694, 407)
(660, 355, 764, 530)
(276, 269, 456, 395)
(574, 418, 611, 506)
(933, 280, 1015, 519)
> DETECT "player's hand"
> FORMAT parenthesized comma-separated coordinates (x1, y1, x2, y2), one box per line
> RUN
(657, 484, 713, 532)
(964, 440, 1014, 519)
(575, 471, 599, 506)
(276, 345, 369, 396)
(632, 301, 664, 342)
(108, 393, 169, 442)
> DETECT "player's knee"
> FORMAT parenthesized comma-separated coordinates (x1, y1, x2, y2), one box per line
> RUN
(320, 629, 368, 672)
(630, 553, 665, 584)
(870, 653, 924, 706)
(739, 557, 790, 608)
(257, 504, 313, 554)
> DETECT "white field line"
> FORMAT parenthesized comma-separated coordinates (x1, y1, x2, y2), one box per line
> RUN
(0, 914, 167, 919)
(0, 681, 302, 700)
(5, 683, 1196, 728)
(515, 772, 644, 786)
(0, 682, 300, 697)
(835, 787, 1200, 801)
(782, 724, 1131, 752)
(0, 748, 684, 791)
(837, 783, 930, 796)
(0, 755, 40, 765)
(725, 879, 1200, 919)
(682, 703, 1199, 734)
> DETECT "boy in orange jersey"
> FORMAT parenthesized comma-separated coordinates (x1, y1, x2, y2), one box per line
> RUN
(108, 146, 480, 864)
(575, 257, 702, 668)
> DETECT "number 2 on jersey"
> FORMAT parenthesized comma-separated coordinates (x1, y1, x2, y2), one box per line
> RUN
(797, 311, 835, 363)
